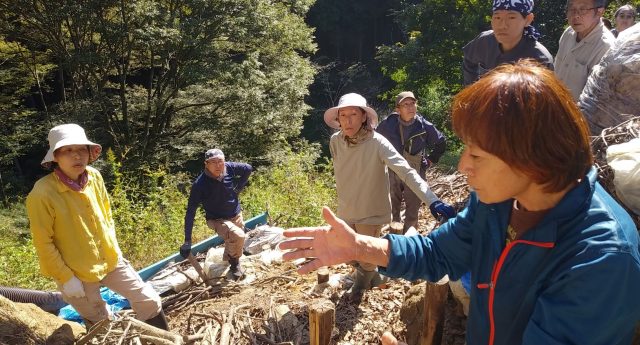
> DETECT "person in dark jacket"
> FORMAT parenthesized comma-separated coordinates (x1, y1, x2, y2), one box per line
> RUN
(279, 61, 640, 345)
(377, 91, 448, 233)
(463, 0, 553, 86)
(180, 149, 252, 280)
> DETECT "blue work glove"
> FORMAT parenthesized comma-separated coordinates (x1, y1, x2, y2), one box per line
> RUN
(429, 200, 456, 221)
(179, 241, 192, 259)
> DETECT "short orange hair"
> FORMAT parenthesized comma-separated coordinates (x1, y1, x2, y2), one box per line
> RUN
(452, 60, 593, 192)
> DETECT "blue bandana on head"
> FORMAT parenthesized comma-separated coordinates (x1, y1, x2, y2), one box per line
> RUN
(493, 0, 534, 14)
(492, 0, 541, 40)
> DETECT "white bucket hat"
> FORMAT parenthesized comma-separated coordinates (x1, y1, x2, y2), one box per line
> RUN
(323, 93, 378, 130)
(41, 124, 102, 168)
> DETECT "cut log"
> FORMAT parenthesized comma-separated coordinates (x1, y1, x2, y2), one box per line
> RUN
(316, 268, 329, 284)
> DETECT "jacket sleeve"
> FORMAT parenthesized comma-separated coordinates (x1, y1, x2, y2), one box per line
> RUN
(462, 38, 479, 86)
(421, 120, 446, 163)
(329, 134, 338, 159)
(427, 139, 446, 163)
(183, 180, 201, 243)
(26, 190, 75, 284)
(233, 163, 253, 192)
(522, 251, 640, 344)
(378, 135, 439, 205)
(380, 195, 477, 282)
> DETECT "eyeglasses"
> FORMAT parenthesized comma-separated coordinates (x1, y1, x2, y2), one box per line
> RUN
(617, 14, 635, 19)
(565, 7, 597, 17)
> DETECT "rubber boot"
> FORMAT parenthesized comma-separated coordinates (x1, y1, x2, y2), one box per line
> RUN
(347, 267, 376, 295)
(228, 257, 245, 281)
(369, 270, 389, 288)
(145, 310, 169, 330)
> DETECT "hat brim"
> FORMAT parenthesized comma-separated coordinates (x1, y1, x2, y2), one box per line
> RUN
(396, 96, 416, 106)
(323, 106, 378, 130)
(41, 138, 102, 168)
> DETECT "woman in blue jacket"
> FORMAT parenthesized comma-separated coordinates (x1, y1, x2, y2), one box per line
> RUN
(280, 61, 640, 345)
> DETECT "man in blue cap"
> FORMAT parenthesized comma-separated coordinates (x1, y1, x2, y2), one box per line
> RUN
(180, 149, 252, 280)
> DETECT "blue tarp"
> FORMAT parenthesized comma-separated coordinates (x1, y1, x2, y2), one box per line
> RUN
(58, 287, 130, 324)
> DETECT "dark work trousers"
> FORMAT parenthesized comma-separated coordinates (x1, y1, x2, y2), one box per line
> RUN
(389, 170, 424, 232)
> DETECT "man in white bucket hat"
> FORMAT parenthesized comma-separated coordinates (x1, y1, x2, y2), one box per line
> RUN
(323, 93, 455, 297)
(26, 124, 169, 331)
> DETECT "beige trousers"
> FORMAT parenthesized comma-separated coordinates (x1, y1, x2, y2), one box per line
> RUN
(58, 258, 161, 328)
(351, 223, 383, 271)
(207, 212, 246, 261)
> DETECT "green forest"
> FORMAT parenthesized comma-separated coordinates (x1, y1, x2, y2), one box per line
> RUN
(0, 0, 637, 291)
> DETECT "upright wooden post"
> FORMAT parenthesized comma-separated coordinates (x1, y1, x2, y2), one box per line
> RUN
(420, 281, 448, 345)
(308, 299, 335, 345)
(317, 267, 330, 284)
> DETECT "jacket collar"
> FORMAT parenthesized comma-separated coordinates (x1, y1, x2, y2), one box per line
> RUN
(203, 167, 226, 181)
(54, 168, 94, 193)
(539, 167, 596, 226)
(490, 167, 596, 243)
(572, 20, 607, 45)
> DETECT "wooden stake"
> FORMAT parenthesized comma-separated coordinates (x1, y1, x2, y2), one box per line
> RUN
(420, 281, 448, 345)
(316, 268, 329, 284)
(308, 299, 334, 345)
(188, 254, 213, 288)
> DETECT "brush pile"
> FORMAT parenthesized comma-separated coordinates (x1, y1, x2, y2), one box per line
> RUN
(591, 116, 640, 229)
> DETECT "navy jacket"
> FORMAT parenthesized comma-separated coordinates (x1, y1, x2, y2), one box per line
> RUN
(376, 113, 446, 164)
(463, 30, 554, 86)
(184, 162, 252, 242)
(382, 168, 640, 345)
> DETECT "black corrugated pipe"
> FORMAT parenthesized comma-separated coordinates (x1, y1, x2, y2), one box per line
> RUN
(0, 286, 67, 313)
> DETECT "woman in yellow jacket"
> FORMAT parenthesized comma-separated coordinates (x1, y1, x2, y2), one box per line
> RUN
(26, 124, 168, 331)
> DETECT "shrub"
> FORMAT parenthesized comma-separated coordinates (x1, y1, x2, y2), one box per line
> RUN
(242, 145, 337, 228)
(0, 202, 55, 290)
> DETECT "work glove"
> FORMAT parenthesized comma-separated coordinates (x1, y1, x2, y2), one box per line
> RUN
(62, 276, 85, 298)
(179, 241, 192, 259)
(429, 200, 456, 222)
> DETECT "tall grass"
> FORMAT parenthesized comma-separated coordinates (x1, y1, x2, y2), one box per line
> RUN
(0, 203, 55, 290)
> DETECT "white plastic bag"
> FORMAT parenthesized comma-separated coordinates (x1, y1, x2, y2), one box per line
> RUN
(243, 225, 285, 255)
(203, 247, 228, 278)
(606, 138, 640, 215)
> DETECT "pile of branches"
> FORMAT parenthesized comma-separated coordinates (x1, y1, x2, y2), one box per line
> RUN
(591, 116, 640, 229)
(426, 169, 469, 212)
(75, 316, 190, 345)
(77, 255, 304, 345)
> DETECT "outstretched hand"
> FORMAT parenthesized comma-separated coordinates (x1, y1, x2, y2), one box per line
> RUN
(381, 331, 407, 345)
(279, 207, 359, 274)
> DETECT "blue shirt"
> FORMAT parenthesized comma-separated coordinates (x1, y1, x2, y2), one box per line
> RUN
(382, 167, 640, 345)
(183, 162, 252, 242)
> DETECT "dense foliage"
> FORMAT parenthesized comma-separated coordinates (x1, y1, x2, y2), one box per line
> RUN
(0, 0, 317, 197)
